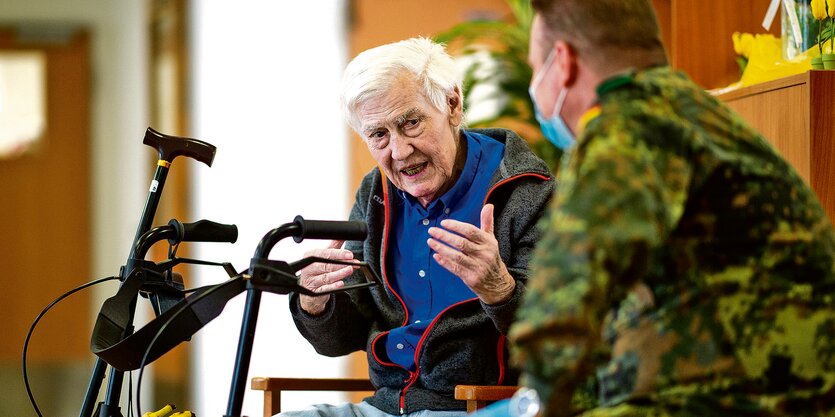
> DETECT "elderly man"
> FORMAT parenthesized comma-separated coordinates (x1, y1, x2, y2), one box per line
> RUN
(508, 0, 835, 416)
(286, 37, 554, 417)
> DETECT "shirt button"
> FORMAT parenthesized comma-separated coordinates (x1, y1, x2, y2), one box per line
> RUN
(422, 218, 430, 226)
(444, 208, 450, 214)
(418, 270, 426, 277)
(415, 320, 421, 324)
(396, 343, 404, 350)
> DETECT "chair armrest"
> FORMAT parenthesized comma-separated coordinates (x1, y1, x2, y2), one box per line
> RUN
(251, 377, 375, 417)
(454, 385, 519, 413)
(250, 378, 513, 416)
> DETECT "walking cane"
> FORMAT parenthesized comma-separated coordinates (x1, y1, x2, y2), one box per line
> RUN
(79, 127, 216, 417)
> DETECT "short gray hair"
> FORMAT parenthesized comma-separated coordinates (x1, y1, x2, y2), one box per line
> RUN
(532, 0, 666, 70)
(340, 37, 463, 132)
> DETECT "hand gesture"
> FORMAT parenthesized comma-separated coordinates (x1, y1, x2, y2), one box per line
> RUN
(427, 204, 515, 305)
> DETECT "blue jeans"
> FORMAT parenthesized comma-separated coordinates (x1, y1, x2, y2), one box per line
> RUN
(277, 400, 468, 417)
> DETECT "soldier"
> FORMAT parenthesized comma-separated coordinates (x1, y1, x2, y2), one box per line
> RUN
(509, 0, 835, 416)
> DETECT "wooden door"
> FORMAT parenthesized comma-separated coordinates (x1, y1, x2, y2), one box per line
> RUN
(0, 29, 91, 360)
(0, 28, 91, 362)
(0, 25, 91, 417)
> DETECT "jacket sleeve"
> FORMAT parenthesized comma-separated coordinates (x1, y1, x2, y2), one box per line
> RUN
(484, 175, 555, 335)
(289, 177, 378, 357)
(508, 122, 691, 413)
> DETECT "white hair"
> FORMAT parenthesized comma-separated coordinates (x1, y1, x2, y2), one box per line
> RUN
(340, 37, 463, 133)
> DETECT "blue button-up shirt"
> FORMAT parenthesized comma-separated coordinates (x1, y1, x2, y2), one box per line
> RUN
(384, 131, 505, 370)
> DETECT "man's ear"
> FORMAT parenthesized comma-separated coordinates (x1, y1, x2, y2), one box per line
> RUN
(448, 85, 464, 126)
(553, 40, 577, 87)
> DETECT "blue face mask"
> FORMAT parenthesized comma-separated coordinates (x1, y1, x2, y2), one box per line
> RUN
(529, 52, 575, 150)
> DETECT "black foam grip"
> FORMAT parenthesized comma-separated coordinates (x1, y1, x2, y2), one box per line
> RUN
(173, 219, 238, 243)
(293, 216, 367, 243)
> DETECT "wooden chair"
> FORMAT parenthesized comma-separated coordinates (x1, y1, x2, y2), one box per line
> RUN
(454, 385, 518, 413)
(251, 377, 517, 417)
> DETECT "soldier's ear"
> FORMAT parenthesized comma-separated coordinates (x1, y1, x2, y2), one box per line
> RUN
(553, 40, 577, 88)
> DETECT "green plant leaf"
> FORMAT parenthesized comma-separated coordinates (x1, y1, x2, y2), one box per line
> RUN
(432, 0, 561, 173)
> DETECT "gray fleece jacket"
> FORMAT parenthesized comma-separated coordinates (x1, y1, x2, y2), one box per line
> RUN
(290, 128, 554, 414)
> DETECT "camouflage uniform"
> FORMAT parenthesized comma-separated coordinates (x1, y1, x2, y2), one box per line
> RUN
(509, 66, 835, 417)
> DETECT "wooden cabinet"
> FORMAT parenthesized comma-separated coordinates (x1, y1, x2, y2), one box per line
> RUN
(716, 70, 835, 222)
(651, 0, 780, 90)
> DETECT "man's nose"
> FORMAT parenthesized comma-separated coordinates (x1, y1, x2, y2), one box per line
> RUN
(389, 133, 413, 160)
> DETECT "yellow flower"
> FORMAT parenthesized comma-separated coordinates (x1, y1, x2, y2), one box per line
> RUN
(733, 32, 755, 58)
(829, 0, 834, 18)
(812, 0, 827, 20)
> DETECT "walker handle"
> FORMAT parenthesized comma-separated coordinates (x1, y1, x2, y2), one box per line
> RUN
(292, 216, 368, 243)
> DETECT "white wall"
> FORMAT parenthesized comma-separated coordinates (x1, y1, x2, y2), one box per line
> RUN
(190, 1, 351, 416)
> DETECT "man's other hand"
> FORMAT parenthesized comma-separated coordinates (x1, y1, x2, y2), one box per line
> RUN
(427, 204, 516, 305)
(297, 240, 356, 315)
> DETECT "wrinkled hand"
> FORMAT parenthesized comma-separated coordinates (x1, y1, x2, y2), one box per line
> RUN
(297, 240, 356, 316)
(427, 204, 515, 305)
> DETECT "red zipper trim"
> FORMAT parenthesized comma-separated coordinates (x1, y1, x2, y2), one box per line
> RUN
(373, 173, 410, 365)
(377, 172, 415, 414)
(483, 172, 552, 205)
(496, 335, 507, 384)
(378, 171, 410, 325)
(399, 372, 419, 414)
(484, 173, 551, 385)
(371, 173, 409, 368)
(412, 298, 474, 364)
(400, 298, 477, 412)
(480, 172, 549, 385)
(370, 332, 408, 368)
(398, 171, 550, 413)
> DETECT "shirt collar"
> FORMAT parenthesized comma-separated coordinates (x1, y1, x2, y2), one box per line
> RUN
(575, 71, 636, 135)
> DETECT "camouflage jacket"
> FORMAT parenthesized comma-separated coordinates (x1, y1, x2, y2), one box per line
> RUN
(509, 66, 835, 416)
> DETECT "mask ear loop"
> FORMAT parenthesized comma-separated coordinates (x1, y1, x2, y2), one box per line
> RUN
(553, 86, 568, 119)
(532, 50, 556, 89)
(530, 50, 560, 120)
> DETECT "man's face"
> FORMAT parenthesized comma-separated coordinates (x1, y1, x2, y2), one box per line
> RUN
(357, 73, 463, 207)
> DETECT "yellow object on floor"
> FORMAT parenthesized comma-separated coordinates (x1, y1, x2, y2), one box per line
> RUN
(142, 404, 175, 417)
(141, 404, 195, 417)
